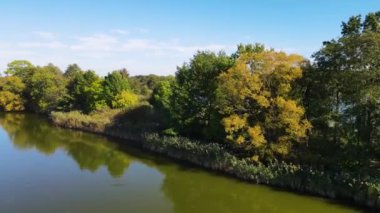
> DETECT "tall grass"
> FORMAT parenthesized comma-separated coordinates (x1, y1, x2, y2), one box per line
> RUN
(51, 109, 120, 132)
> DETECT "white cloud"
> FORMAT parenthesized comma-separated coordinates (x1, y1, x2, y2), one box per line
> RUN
(68, 34, 229, 56)
(1, 31, 235, 75)
(0, 50, 36, 57)
(70, 34, 119, 51)
(169, 44, 229, 53)
(137, 28, 150, 33)
(111, 29, 130, 36)
(0, 42, 11, 48)
(120, 39, 155, 51)
(18, 41, 67, 49)
(33, 31, 56, 39)
(119, 38, 228, 54)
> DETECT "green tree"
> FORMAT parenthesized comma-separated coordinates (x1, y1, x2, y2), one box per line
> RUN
(152, 80, 173, 112)
(172, 51, 234, 138)
(80, 70, 107, 113)
(363, 12, 380, 32)
(232, 43, 265, 59)
(117, 68, 130, 78)
(151, 79, 175, 132)
(302, 11, 380, 167)
(5, 60, 34, 81)
(341, 15, 362, 36)
(63, 64, 84, 110)
(64, 64, 83, 80)
(68, 70, 106, 113)
(103, 71, 131, 107)
(129, 74, 174, 97)
(29, 64, 67, 113)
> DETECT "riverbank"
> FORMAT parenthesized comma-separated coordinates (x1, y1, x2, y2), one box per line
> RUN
(0, 112, 363, 212)
(51, 110, 380, 210)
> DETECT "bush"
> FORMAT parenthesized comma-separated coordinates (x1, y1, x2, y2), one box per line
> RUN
(111, 91, 139, 109)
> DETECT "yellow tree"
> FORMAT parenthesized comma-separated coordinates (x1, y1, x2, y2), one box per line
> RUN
(0, 76, 26, 111)
(216, 50, 311, 161)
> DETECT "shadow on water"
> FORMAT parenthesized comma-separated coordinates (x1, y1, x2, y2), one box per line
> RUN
(0, 112, 370, 213)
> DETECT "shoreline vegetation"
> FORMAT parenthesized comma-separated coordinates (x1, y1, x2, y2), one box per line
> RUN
(2, 11, 380, 210)
(51, 109, 380, 210)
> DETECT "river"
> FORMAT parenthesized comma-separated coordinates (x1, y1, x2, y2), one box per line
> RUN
(0, 113, 363, 213)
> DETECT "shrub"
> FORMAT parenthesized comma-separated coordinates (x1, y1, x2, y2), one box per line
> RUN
(112, 91, 139, 109)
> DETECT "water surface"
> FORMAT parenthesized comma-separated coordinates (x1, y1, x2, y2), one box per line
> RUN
(0, 113, 363, 212)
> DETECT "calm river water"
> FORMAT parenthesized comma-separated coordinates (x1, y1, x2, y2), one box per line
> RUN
(0, 113, 363, 213)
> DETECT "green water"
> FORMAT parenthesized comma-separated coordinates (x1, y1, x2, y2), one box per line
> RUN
(0, 113, 364, 213)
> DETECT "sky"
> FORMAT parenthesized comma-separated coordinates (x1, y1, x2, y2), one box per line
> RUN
(0, 0, 379, 76)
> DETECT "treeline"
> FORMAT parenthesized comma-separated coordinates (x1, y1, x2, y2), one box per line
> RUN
(152, 11, 380, 172)
(0, 62, 172, 113)
(1, 11, 380, 173)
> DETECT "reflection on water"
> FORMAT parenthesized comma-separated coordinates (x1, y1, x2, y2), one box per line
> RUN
(0, 113, 131, 178)
(0, 113, 362, 213)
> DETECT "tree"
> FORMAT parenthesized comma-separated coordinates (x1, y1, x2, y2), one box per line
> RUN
(310, 12, 380, 142)
(0, 76, 26, 111)
(232, 43, 265, 59)
(117, 68, 130, 78)
(129, 74, 174, 97)
(151, 79, 175, 131)
(0, 91, 24, 111)
(64, 64, 83, 80)
(29, 64, 67, 113)
(103, 71, 131, 107)
(363, 12, 380, 33)
(68, 70, 106, 113)
(5, 60, 34, 81)
(152, 80, 173, 112)
(216, 50, 311, 160)
(0, 76, 26, 94)
(63, 64, 84, 110)
(111, 91, 139, 109)
(341, 15, 362, 36)
(300, 11, 380, 167)
(171, 51, 234, 138)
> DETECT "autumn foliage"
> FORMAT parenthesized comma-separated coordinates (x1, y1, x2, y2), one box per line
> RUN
(217, 51, 311, 160)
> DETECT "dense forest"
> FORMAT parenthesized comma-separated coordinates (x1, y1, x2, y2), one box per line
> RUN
(1, 11, 380, 207)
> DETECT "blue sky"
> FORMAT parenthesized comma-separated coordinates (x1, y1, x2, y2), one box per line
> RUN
(1, 0, 379, 76)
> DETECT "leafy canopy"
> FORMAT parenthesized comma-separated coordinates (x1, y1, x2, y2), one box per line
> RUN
(0, 76, 26, 111)
(217, 50, 311, 160)
(112, 90, 139, 109)
(29, 64, 67, 113)
(172, 51, 234, 138)
(103, 71, 131, 107)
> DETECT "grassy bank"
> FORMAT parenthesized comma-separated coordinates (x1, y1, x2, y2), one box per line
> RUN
(51, 110, 380, 210)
